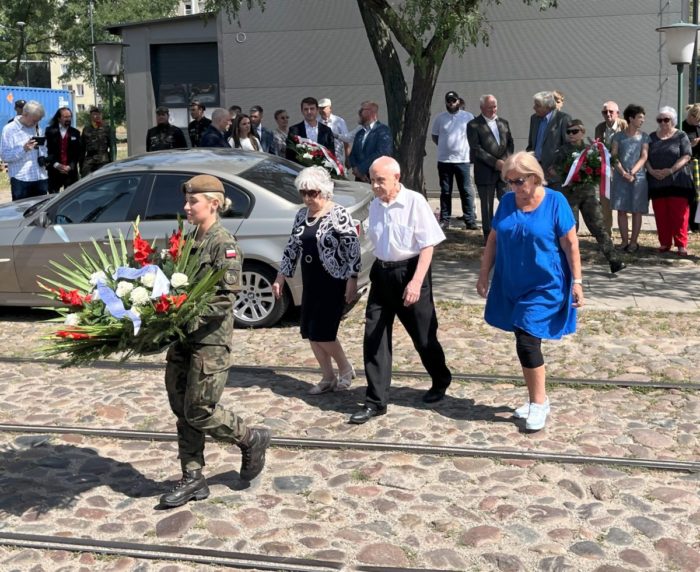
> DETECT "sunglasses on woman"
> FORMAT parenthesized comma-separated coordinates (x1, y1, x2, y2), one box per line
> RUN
(656, 117, 671, 123)
(300, 190, 322, 198)
(505, 177, 528, 187)
(566, 128, 582, 135)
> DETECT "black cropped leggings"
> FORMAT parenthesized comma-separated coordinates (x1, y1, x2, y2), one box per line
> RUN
(514, 328, 544, 369)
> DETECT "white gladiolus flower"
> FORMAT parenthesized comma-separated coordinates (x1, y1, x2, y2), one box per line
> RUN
(302, 153, 312, 160)
(64, 313, 81, 326)
(91, 288, 101, 301)
(130, 286, 150, 306)
(115, 281, 134, 298)
(170, 272, 189, 289)
(89, 271, 107, 286)
(141, 272, 156, 288)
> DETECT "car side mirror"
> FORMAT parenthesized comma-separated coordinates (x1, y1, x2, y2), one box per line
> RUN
(35, 211, 50, 228)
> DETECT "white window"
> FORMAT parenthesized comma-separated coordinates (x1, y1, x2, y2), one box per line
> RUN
(60, 64, 69, 74)
(77, 104, 85, 112)
(76, 84, 84, 96)
(184, 2, 192, 14)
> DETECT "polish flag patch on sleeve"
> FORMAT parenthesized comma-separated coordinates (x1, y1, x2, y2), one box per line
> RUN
(225, 248, 238, 259)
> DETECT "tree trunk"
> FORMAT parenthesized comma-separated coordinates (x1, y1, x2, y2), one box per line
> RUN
(356, 0, 407, 151)
(398, 62, 441, 194)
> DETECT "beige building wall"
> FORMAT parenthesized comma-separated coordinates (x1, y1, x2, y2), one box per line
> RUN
(112, 0, 685, 188)
(49, 58, 97, 117)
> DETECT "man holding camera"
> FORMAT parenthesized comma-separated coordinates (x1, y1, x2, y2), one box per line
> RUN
(0, 100, 49, 201)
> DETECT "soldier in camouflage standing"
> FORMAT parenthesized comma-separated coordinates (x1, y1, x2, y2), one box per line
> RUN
(554, 119, 625, 274)
(80, 107, 113, 176)
(160, 174, 271, 508)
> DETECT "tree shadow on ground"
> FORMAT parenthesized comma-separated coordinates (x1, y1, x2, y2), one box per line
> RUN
(0, 439, 251, 517)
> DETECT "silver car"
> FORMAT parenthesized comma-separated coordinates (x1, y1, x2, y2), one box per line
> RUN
(0, 149, 375, 328)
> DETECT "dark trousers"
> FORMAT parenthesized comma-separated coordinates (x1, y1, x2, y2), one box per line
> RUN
(48, 167, 79, 194)
(165, 342, 247, 472)
(476, 181, 506, 238)
(438, 162, 476, 224)
(562, 185, 618, 263)
(10, 177, 48, 201)
(363, 258, 451, 409)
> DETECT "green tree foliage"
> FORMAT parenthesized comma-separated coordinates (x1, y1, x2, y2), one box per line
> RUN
(1, 0, 177, 122)
(207, 0, 557, 191)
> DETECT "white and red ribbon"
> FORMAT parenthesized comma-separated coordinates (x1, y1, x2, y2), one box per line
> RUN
(294, 137, 345, 177)
(562, 140, 611, 199)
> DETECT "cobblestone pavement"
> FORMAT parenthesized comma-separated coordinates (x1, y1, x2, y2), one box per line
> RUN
(0, 302, 699, 571)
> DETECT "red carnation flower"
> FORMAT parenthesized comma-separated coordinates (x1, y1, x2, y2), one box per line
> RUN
(154, 294, 171, 314)
(133, 232, 155, 267)
(168, 229, 184, 261)
(584, 166, 593, 175)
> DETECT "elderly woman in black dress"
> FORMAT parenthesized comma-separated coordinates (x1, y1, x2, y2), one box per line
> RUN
(272, 166, 360, 394)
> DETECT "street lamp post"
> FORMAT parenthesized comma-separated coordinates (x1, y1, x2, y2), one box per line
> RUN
(656, 22, 700, 114)
(15, 21, 28, 86)
(93, 41, 127, 162)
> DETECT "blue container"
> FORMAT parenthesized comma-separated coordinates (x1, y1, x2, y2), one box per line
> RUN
(1, 86, 74, 129)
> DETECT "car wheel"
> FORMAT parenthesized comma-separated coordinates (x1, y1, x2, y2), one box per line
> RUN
(234, 261, 289, 328)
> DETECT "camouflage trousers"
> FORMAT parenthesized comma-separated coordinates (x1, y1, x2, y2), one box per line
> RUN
(165, 342, 247, 472)
(561, 185, 619, 264)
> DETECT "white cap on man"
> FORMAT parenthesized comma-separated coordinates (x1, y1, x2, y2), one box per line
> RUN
(318, 98, 331, 108)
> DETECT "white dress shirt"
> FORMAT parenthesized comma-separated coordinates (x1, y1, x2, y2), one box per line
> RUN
(319, 113, 349, 162)
(368, 184, 445, 262)
(304, 121, 318, 143)
(485, 115, 500, 144)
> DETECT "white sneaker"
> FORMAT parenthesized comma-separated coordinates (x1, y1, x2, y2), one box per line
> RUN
(309, 376, 337, 395)
(513, 397, 550, 419)
(525, 400, 550, 431)
(513, 401, 530, 419)
(335, 364, 356, 391)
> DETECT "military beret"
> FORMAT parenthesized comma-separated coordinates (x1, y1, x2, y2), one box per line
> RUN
(156, 105, 169, 115)
(182, 174, 225, 194)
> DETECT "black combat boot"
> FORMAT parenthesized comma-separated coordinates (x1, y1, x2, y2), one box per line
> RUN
(238, 427, 271, 481)
(159, 469, 210, 508)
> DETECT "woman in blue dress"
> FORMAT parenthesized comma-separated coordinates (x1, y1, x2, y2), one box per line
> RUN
(476, 152, 584, 431)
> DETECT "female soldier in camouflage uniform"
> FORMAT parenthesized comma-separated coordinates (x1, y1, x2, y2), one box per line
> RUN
(160, 174, 270, 508)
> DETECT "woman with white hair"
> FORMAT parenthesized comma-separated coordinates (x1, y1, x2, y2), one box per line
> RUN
(646, 106, 694, 255)
(272, 166, 360, 393)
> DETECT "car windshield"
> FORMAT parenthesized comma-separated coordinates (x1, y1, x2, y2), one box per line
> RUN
(239, 158, 303, 204)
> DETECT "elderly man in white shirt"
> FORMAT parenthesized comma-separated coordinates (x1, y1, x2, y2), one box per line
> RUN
(318, 98, 350, 166)
(349, 156, 453, 424)
(0, 100, 49, 201)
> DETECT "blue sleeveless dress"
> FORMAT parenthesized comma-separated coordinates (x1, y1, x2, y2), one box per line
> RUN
(485, 188, 577, 339)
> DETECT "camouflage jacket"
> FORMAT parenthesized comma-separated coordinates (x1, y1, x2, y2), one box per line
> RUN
(81, 124, 113, 165)
(187, 220, 243, 346)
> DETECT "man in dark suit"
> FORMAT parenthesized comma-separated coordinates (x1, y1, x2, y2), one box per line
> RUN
(348, 101, 393, 182)
(200, 108, 232, 148)
(188, 100, 212, 148)
(526, 91, 571, 189)
(467, 94, 514, 241)
(286, 97, 335, 163)
(249, 105, 274, 153)
(45, 106, 82, 193)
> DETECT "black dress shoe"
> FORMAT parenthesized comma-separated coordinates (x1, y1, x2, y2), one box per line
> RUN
(610, 260, 627, 274)
(349, 406, 387, 424)
(465, 221, 480, 231)
(422, 388, 447, 403)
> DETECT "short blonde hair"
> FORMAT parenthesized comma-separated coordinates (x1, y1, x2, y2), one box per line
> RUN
(686, 103, 700, 121)
(502, 151, 546, 186)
